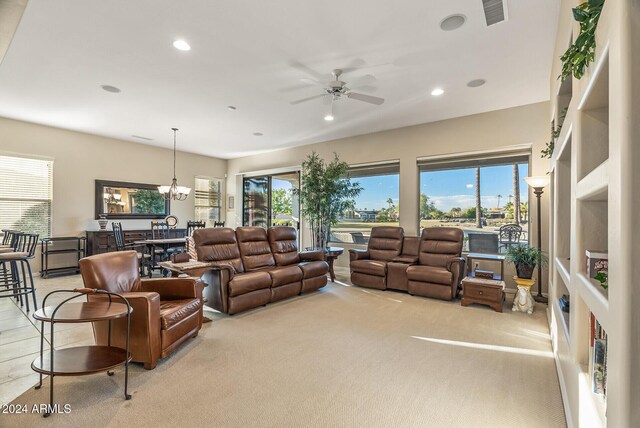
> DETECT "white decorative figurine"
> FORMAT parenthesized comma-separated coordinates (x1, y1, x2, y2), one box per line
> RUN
(512, 277, 536, 314)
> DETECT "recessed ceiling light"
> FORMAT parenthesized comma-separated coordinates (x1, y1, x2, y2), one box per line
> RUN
(440, 14, 466, 31)
(100, 85, 121, 93)
(324, 114, 334, 121)
(253, 132, 263, 136)
(431, 88, 445, 96)
(467, 79, 487, 88)
(172, 40, 191, 51)
(227, 105, 237, 111)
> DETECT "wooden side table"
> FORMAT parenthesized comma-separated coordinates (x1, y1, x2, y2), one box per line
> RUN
(324, 247, 344, 281)
(461, 276, 506, 313)
(32, 288, 132, 417)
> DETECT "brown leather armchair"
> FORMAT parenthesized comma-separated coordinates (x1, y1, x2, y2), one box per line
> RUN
(349, 226, 404, 290)
(406, 227, 465, 300)
(79, 251, 204, 370)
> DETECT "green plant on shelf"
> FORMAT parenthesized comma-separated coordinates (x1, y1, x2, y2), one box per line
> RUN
(560, 0, 605, 80)
(542, 107, 568, 159)
(594, 271, 608, 290)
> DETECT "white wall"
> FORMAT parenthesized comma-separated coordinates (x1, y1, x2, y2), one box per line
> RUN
(0, 117, 227, 269)
(226, 101, 551, 291)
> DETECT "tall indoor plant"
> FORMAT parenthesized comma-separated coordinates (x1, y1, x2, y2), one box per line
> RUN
(294, 152, 361, 249)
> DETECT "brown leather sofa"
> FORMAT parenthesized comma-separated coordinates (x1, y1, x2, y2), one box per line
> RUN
(349, 226, 405, 289)
(192, 226, 328, 315)
(349, 226, 465, 301)
(79, 251, 204, 370)
(406, 227, 465, 300)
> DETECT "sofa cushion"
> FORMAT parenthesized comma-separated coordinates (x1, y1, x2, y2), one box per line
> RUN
(236, 227, 276, 271)
(298, 260, 329, 279)
(406, 265, 453, 285)
(367, 226, 403, 261)
(350, 259, 387, 277)
(159, 298, 201, 330)
(418, 227, 464, 267)
(193, 228, 244, 273)
(228, 271, 272, 297)
(267, 226, 300, 266)
(269, 265, 303, 287)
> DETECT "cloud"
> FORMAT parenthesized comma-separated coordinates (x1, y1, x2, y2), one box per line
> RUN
(466, 184, 474, 189)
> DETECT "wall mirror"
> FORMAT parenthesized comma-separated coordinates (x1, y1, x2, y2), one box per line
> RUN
(95, 180, 170, 219)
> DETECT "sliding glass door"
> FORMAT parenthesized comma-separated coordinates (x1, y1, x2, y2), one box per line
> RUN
(242, 172, 300, 230)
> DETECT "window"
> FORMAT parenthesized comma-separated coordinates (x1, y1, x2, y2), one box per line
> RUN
(418, 151, 530, 254)
(331, 162, 400, 244)
(194, 176, 223, 226)
(0, 155, 53, 238)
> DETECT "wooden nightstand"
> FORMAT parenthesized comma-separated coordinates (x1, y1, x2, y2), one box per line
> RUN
(461, 276, 506, 313)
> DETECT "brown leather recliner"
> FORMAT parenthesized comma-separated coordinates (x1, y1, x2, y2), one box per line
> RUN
(267, 226, 328, 293)
(349, 226, 404, 290)
(406, 227, 466, 300)
(192, 227, 328, 315)
(79, 251, 204, 370)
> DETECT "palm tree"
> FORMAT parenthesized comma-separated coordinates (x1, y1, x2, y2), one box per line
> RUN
(508, 194, 513, 204)
(513, 164, 521, 223)
(496, 194, 502, 208)
(386, 197, 393, 210)
(475, 167, 482, 228)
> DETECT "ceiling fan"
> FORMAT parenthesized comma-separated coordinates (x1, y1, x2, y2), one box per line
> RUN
(290, 69, 385, 106)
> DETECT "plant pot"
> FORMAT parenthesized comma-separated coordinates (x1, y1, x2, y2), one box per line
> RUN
(515, 264, 534, 279)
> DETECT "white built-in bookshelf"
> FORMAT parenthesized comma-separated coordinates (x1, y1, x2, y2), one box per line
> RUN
(548, 1, 639, 427)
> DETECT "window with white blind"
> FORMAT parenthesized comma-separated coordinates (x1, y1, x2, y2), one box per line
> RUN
(0, 155, 53, 239)
(194, 176, 223, 225)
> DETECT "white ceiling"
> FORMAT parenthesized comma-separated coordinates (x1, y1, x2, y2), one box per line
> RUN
(0, 0, 559, 159)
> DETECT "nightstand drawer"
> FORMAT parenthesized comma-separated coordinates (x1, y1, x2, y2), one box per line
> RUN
(464, 284, 500, 301)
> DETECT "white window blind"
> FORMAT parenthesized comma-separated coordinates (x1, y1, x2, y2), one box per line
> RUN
(0, 155, 53, 238)
(194, 176, 223, 225)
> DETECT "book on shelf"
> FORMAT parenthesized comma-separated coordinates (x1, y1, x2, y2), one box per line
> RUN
(559, 294, 570, 313)
(586, 250, 608, 290)
(589, 312, 608, 399)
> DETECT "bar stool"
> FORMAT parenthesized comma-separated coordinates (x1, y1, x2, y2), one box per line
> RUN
(0, 232, 39, 312)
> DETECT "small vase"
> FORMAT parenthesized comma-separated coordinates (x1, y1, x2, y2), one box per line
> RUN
(98, 214, 108, 230)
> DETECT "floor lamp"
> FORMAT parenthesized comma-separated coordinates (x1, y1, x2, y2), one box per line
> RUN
(524, 175, 550, 303)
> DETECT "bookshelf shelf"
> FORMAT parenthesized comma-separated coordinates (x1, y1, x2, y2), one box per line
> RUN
(576, 273, 609, 331)
(576, 160, 609, 202)
(553, 297, 571, 344)
(555, 257, 571, 290)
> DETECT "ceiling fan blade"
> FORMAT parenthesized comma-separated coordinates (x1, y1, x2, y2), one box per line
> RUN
(349, 74, 377, 89)
(347, 92, 385, 105)
(300, 78, 326, 87)
(340, 58, 366, 74)
(289, 61, 331, 81)
(290, 94, 327, 105)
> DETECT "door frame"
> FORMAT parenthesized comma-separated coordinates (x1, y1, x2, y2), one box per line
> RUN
(242, 171, 301, 230)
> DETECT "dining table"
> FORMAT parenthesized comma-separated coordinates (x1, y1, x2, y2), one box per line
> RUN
(134, 237, 186, 277)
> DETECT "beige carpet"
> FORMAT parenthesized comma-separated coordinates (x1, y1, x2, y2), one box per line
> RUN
(4, 280, 566, 428)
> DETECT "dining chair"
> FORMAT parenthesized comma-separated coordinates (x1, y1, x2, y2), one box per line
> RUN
(112, 222, 150, 275)
(186, 220, 206, 237)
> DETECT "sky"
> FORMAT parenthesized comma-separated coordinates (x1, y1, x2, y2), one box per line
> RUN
(263, 163, 530, 212)
(354, 163, 529, 211)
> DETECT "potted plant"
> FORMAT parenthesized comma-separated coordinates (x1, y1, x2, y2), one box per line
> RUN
(293, 152, 361, 249)
(505, 245, 548, 279)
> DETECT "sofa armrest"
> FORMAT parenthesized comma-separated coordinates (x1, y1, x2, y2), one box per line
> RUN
(140, 277, 203, 300)
(349, 249, 370, 261)
(391, 255, 419, 263)
(447, 257, 466, 298)
(299, 250, 325, 262)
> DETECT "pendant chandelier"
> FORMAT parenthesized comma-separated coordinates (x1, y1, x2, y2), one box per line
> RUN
(158, 127, 191, 201)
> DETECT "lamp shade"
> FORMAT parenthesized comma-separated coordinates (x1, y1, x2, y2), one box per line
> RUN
(524, 176, 550, 189)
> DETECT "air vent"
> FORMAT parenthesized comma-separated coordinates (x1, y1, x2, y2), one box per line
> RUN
(482, 0, 506, 26)
(131, 135, 154, 141)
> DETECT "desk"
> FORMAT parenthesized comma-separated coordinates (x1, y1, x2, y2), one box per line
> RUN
(466, 253, 506, 280)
